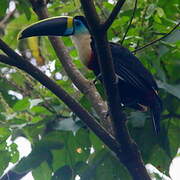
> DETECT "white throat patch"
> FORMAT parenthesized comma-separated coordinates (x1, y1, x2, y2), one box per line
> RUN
(71, 33, 92, 66)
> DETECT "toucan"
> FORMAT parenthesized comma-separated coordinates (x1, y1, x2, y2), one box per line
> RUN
(18, 16, 163, 134)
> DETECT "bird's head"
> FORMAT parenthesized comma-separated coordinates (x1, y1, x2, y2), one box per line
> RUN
(18, 16, 89, 39)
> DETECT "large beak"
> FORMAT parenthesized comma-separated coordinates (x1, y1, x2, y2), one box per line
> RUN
(18, 16, 74, 40)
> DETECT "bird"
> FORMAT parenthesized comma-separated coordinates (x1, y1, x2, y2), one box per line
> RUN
(18, 15, 163, 134)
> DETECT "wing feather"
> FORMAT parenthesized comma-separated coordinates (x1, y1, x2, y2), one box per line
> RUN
(110, 42, 158, 92)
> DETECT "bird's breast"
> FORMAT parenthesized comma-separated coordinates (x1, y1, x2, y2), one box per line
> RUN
(71, 34, 92, 67)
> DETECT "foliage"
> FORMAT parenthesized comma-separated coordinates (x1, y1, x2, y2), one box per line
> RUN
(0, 0, 179, 179)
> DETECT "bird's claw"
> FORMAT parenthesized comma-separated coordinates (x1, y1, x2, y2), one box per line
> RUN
(93, 73, 102, 84)
(114, 74, 120, 84)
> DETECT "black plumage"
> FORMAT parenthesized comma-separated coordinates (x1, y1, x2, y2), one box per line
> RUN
(89, 41, 162, 134)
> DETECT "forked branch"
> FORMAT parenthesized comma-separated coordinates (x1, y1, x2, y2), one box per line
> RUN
(102, 0, 126, 31)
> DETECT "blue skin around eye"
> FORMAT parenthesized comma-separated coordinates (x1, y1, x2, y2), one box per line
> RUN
(74, 20, 89, 34)
(64, 27, 74, 36)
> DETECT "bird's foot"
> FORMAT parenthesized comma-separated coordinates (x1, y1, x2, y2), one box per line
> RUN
(93, 73, 102, 84)
(106, 110, 110, 119)
(114, 74, 123, 84)
(104, 103, 125, 119)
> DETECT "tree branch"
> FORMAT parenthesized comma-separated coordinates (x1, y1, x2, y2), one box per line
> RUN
(102, 0, 126, 31)
(28, 0, 113, 132)
(121, 0, 137, 44)
(132, 21, 180, 53)
(0, 10, 15, 28)
(80, 0, 123, 141)
(80, 0, 151, 179)
(0, 40, 119, 152)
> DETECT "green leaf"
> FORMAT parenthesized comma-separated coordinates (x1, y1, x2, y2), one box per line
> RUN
(154, 14, 162, 23)
(9, 143, 19, 163)
(23, 124, 45, 142)
(90, 131, 104, 152)
(29, 98, 43, 109)
(153, 60, 166, 81)
(14, 135, 63, 173)
(156, 7, 165, 17)
(0, 0, 9, 17)
(0, 141, 7, 151)
(75, 128, 91, 154)
(14, 150, 51, 173)
(128, 111, 147, 128)
(0, 127, 11, 141)
(82, 150, 131, 180)
(149, 146, 171, 175)
(52, 130, 91, 171)
(3, 13, 37, 48)
(166, 120, 180, 158)
(95, 83, 106, 100)
(35, 134, 64, 151)
(129, 118, 159, 163)
(55, 118, 80, 133)
(157, 80, 180, 99)
(96, 157, 131, 180)
(31, 116, 43, 123)
(145, 4, 156, 19)
(74, 162, 89, 178)
(158, 29, 180, 57)
(13, 97, 30, 111)
(32, 162, 52, 180)
(11, 72, 26, 87)
(0, 151, 11, 176)
(79, 96, 92, 112)
(103, 2, 114, 11)
(30, 106, 52, 115)
(52, 166, 72, 180)
(16, 0, 31, 20)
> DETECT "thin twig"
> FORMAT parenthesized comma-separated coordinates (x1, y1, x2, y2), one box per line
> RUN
(162, 113, 180, 119)
(102, 0, 126, 31)
(121, 0, 137, 45)
(132, 22, 180, 53)
(134, 5, 148, 54)
(0, 10, 15, 28)
(96, 1, 119, 37)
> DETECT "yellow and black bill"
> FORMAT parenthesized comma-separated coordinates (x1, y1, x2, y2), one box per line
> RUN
(18, 16, 74, 40)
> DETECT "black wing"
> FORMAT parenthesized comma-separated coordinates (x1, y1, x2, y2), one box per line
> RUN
(110, 42, 158, 92)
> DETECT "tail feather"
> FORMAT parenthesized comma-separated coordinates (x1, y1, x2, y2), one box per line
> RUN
(150, 95, 163, 135)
